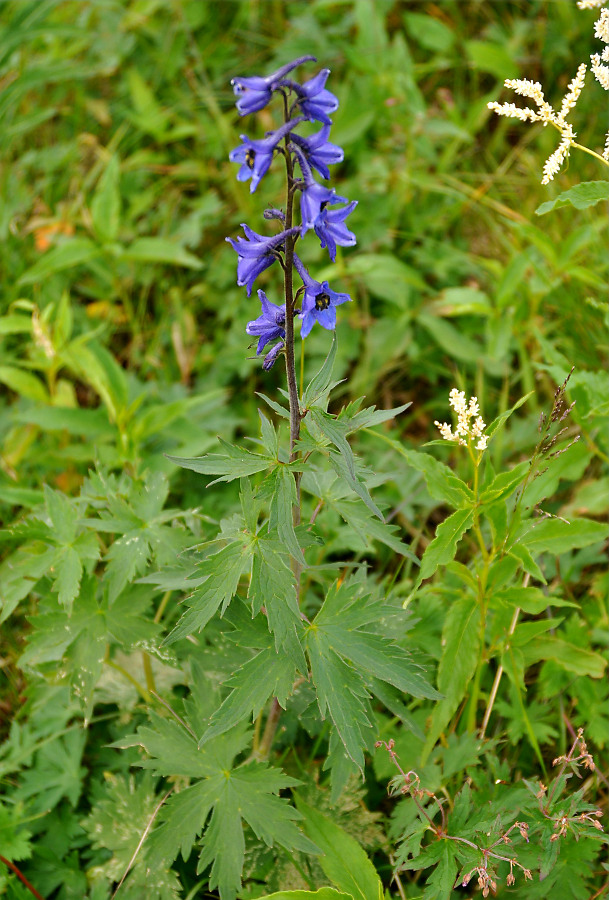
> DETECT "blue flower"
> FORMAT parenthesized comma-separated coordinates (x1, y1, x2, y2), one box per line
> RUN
(231, 55, 316, 116)
(226, 225, 300, 296)
(293, 69, 339, 125)
(262, 340, 285, 370)
(314, 200, 357, 262)
(246, 290, 286, 353)
(290, 124, 343, 180)
(293, 254, 351, 338)
(291, 144, 347, 234)
(229, 118, 304, 193)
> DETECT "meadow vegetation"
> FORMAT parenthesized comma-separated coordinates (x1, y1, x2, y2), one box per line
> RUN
(0, 2, 607, 898)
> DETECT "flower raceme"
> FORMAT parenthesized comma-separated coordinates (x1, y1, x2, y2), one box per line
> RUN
(435, 389, 489, 452)
(226, 55, 356, 369)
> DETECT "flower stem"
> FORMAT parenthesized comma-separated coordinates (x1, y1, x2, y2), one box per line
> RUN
(257, 91, 304, 762)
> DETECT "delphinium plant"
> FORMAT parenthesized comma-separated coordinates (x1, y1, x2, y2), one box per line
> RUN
(112, 54, 439, 899)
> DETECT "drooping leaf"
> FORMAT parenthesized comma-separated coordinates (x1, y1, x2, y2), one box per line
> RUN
(535, 181, 609, 215)
(295, 798, 383, 900)
(167, 438, 273, 484)
(421, 596, 481, 763)
(416, 507, 474, 586)
(91, 154, 121, 243)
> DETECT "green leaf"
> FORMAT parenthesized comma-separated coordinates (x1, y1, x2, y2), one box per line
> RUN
(250, 537, 306, 670)
(382, 442, 472, 508)
(82, 772, 181, 899)
(200, 648, 296, 744)
(165, 539, 253, 643)
(130, 714, 315, 900)
(307, 579, 437, 769)
(123, 237, 202, 269)
(295, 799, 383, 900)
(517, 517, 609, 555)
(269, 466, 306, 566)
(303, 334, 338, 406)
(18, 238, 101, 285)
(328, 450, 383, 520)
(521, 637, 606, 678)
(404, 12, 454, 51)
(91, 155, 121, 243)
(167, 439, 272, 484)
(63, 339, 128, 422)
(333, 497, 418, 560)
(418, 312, 481, 363)
(485, 391, 534, 438)
(0, 365, 48, 402)
(307, 626, 374, 771)
(508, 543, 547, 583)
(466, 39, 517, 79)
(421, 841, 460, 900)
(0, 801, 32, 863)
(349, 253, 426, 307)
(479, 460, 529, 504)
(494, 586, 577, 614)
(536, 181, 609, 215)
(421, 596, 481, 763)
(254, 891, 352, 900)
(417, 507, 474, 586)
(15, 731, 86, 813)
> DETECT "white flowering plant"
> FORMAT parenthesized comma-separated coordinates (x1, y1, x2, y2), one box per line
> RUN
(489, 3, 609, 182)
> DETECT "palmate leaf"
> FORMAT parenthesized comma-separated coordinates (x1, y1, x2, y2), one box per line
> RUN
(167, 437, 273, 484)
(122, 714, 316, 900)
(200, 647, 296, 745)
(307, 407, 383, 519)
(307, 578, 438, 770)
(268, 465, 306, 566)
(165, 538, 254, 644)
(249, 535, 306, 670)
(82, 772, 181, 900)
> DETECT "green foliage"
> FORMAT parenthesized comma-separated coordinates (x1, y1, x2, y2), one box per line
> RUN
(1, 1, 607, 899)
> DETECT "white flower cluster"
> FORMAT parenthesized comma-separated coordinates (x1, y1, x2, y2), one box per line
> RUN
(591, 9, 609, 158)
(488, 65, 587, 183)
(488, 4, 609, 177)
(435, 389, 489, 452)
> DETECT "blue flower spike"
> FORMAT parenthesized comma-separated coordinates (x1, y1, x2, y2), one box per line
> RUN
(246, 290, 286, 353)
(293, 254, 351, 339)
(229, 117, 305, 192)
(226, 225, 300, 296)
(231, 55, 316, 116)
